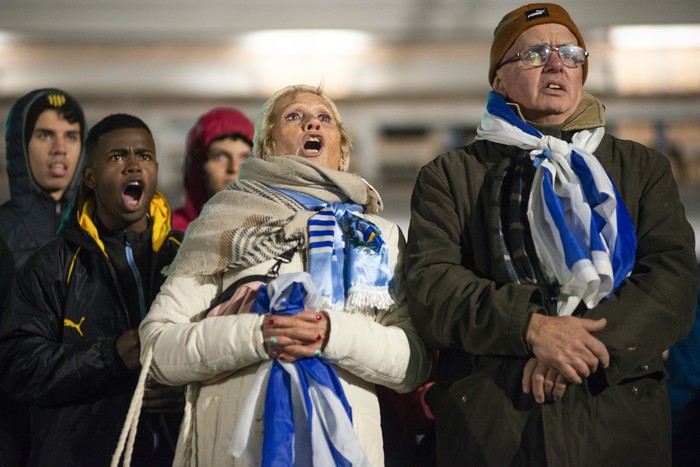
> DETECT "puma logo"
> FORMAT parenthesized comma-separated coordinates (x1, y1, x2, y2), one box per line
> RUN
(64, 317, 85, 336)
(525, 7, 549, 20)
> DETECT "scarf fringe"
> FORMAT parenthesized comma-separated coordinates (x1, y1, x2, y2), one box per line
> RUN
(319, 286, 395, 317)
(345, 286, 395, 314)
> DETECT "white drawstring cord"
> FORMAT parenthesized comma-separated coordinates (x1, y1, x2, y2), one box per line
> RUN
(111, 345, 153, 467)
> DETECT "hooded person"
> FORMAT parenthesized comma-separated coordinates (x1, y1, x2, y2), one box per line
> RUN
(0, 88, 86, 269)
(0, 87, 85, 467)
(172, 107, 254, 232)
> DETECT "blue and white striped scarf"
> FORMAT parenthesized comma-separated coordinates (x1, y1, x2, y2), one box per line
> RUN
(476, 91, 636, 315)
(274, 188, 395, 315)
(229, 273, 370, 467)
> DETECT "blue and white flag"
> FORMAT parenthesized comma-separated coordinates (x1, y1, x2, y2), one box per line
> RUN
(229, 273, 370, 467)
(476, 91, 636, 315)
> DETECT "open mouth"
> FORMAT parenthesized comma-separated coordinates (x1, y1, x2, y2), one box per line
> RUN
(123, 180, 144, 210)
(48, 162, 68, 177)
(303, 136, 322, 154)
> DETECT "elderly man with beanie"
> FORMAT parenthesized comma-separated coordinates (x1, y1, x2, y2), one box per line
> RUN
(406, 3, 697, 466)
(172, 107, 254, 232)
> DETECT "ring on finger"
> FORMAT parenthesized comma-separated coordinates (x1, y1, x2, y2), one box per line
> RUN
(269, 336, 278, 344)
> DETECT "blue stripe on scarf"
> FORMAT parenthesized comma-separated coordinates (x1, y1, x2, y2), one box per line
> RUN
(571, 152, 608, 206)
(309, 242, 333, 248)
(486, 91, 541, 138)
(309, 219, 337, 226)
(296, 358, 353, 467)
(570, 152, 636, 287)
(263, 363, 295, 465)
(540, 170, 587, 268)
(569, 152, 610, 258)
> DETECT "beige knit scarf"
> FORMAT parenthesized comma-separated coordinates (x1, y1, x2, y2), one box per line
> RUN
(164, 156, 383, 277)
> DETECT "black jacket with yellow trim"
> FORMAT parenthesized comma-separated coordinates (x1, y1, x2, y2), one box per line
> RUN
(0, 190, 182, 467)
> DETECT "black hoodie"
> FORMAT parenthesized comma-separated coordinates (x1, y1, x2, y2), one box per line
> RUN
(0, 88, 85, 467)
(0, 88, 86, 269)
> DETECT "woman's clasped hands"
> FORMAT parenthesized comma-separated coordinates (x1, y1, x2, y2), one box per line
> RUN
(262, 310, 329, 362)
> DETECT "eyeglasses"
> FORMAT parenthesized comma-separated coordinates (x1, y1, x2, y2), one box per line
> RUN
(497, 44, 589, 70)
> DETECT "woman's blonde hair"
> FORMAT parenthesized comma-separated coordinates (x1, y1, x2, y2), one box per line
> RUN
(253, 84, 352, 171)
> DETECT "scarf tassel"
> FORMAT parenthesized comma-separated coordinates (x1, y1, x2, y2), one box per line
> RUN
(344, 286, 395, 314)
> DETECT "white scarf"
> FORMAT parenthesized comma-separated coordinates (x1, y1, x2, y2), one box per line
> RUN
(476, 92, 636, 315)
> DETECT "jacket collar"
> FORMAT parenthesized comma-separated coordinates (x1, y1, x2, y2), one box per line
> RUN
(72, 189, 173, 256)
(506, 92, 606, 133)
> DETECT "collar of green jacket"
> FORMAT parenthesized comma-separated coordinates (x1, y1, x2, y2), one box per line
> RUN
(507, 91, 606, 133)
(76, 189, 173, 256)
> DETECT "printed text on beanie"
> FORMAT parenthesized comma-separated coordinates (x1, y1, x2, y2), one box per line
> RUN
(488, 3, 587, 85)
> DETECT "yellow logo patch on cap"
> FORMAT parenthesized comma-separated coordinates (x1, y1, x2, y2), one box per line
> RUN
(47, 94, 66, 107)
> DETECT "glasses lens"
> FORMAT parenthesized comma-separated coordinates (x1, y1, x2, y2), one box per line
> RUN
(558, 45, 587, 67)
(520, 45, 550, 67)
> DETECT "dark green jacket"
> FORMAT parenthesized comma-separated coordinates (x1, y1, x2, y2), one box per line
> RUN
(406, 95, 698, 466)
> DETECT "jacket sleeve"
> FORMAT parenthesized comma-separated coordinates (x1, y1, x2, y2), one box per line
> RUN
(321, 220, 432, 393)
(0, 238, 13, 314)
(139, 274, 269, 386)
(405, 154, 539, 356)
(0, 250, 131, 406)
(587, 145, 698, 386)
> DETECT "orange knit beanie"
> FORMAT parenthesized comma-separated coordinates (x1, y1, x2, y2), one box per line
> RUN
(488, 3, 587, 84)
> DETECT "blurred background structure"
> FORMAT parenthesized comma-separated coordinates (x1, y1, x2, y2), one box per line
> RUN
(1, 0, 700, 251)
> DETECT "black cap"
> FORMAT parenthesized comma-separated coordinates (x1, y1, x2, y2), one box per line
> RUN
(23, 89, 85, 148)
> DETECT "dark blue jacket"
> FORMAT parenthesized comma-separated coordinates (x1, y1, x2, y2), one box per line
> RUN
(666, 264, 700, 467)
(0, 88, 86, 467)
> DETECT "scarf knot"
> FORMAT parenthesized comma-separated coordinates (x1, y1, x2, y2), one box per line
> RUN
(476, 91, 636, 315)
(530, 136, 569, 168)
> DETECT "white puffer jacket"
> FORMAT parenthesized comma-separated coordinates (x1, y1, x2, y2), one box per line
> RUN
(139, 215, 431, 466)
